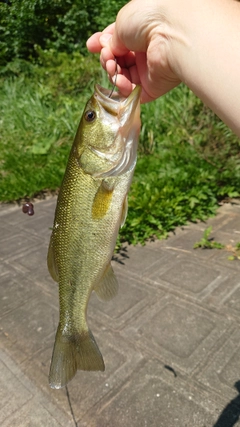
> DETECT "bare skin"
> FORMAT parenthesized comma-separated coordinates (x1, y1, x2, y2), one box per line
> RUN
(87, 0, 240, 136)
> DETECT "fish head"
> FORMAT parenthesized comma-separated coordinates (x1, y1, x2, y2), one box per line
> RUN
(75, 85, 141, 178)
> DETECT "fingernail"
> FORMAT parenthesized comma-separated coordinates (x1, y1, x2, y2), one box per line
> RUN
(100, 33, 112, 46)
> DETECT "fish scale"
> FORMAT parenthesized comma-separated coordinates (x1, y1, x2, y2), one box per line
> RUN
(47, 84, 141, 389)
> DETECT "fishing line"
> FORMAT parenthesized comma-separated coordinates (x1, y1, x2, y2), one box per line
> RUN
(108, 57, 118, 99)
(66, 385, 78, 427)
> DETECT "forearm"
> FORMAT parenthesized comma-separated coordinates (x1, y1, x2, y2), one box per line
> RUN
(164, 0, 240, 135)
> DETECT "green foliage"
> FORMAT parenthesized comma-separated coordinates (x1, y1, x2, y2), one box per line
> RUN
(0, 49, 100, 96)
(193, 227, 224, 249)
(139, 85, 240, 191)
(0, 54, 239, 247)
(119, 144, 228, 245)
(0, 0, 127, 65)
(0, 51, 101, 200)
(193, 230, 240, 260)
(0, 77, 75, 200)
(117, 85, 240, 245)
(193, 229, 240, 260)
(1, 0, 239, 247)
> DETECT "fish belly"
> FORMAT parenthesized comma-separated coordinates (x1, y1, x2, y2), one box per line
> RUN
(48, 157, 133, 388)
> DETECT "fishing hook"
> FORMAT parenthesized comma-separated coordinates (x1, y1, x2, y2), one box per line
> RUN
(108, 57, 118, 99)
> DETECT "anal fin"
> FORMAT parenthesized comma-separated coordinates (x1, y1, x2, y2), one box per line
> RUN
(94, 263, 118, 301)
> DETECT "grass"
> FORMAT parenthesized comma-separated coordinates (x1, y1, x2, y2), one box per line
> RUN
(0, 78, 77, 200)
(0, 51, 240, 245)
(193, 227, 240, 262)
(0, 52, 100, 200)
(193, 226, 224, 249)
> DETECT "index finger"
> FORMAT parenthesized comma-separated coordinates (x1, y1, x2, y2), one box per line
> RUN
(86, 32, 103, 53)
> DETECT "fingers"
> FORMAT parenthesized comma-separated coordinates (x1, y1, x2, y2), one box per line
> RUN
(86, 23, 116, 53)
(86, 5, 149, 100)
(113, 74, 134, 97)
(86, 32, 103, 53)
(100, 47, 116, 71)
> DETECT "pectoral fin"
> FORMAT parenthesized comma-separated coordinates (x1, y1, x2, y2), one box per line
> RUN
(47, 236, 59, 282)
(94, 263, 118, 301)
(92, 180, 113, 220)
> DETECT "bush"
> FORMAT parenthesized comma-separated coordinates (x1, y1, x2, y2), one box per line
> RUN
(0, 0, 127, 65)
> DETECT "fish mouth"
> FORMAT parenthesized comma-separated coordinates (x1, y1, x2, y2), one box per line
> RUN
(94, 84, 141, 118)
(92, 85, 141, 178)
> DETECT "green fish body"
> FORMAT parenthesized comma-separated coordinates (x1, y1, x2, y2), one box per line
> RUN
(47, 85, 141, 389)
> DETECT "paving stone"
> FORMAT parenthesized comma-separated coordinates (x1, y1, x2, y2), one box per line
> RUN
(152, 255, 220, 292)
(80, 359, 219, 427)
(0, 203, 18, 216)
(203, 207, 240, 230)
(29, 198, 57, 216)
(0, 233, 41, 260)
(35, 273, 59, 298)
(18, 214, 53, 242)
(223, 284, 240, 314)
(204, 276, 240, 320)
(144, 252, 231, 302)
(197, 328, 240, 401)
(0, 207, 33, 226)
(0, 274, 41, 318)
(2, 397, 63, 427)
(203, 274, 240, 310)
(88, 273, 159, 331)
(162, 229, 218, 259)
(0, 261, 11, 277)
(8, 243, 49, 276)
(0, 294, 58, 361)
(21, 328, 143, 421)
(0, 203, 54, 241)
(210, 249, 240, 272)
(0, 352, 32, 424)
(1, 200, 240, 426)
(121, 294, 231, 374)
(162, 228, 240, 261)
(217, 215, 240, 234)
(114, 244, 169, 278)
(0, 348, 72, 427)
(0, 225, 17, 241)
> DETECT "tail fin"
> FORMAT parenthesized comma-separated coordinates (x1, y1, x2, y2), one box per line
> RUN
(49, 325, 105, 389)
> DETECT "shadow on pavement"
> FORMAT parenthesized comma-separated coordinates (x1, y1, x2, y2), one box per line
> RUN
(213, 381, 240, 427)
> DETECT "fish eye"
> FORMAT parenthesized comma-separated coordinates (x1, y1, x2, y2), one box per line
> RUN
(85, 110, 96, 122)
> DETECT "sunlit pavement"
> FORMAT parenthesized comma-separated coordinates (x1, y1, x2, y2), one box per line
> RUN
(1, 198, 240, 427)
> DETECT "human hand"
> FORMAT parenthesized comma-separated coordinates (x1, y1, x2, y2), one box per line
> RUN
(87, 0, 240, 137)
(86, 0, 181, 103)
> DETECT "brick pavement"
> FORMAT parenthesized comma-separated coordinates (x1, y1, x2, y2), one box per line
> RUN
(1, 198, 240, 426)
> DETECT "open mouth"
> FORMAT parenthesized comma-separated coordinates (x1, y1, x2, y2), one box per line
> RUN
(94, 84, 141, 118)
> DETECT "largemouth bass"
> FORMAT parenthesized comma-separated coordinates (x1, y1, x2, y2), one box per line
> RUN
(47, 84, 141, 389)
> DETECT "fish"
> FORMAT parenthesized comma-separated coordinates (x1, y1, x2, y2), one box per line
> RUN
(47, 84, 141, 389)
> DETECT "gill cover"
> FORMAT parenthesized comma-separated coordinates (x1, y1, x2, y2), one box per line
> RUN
(79, 85, 141, 178)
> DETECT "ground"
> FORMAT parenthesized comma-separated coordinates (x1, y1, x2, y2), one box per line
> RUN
(1, 199, 240, 427)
